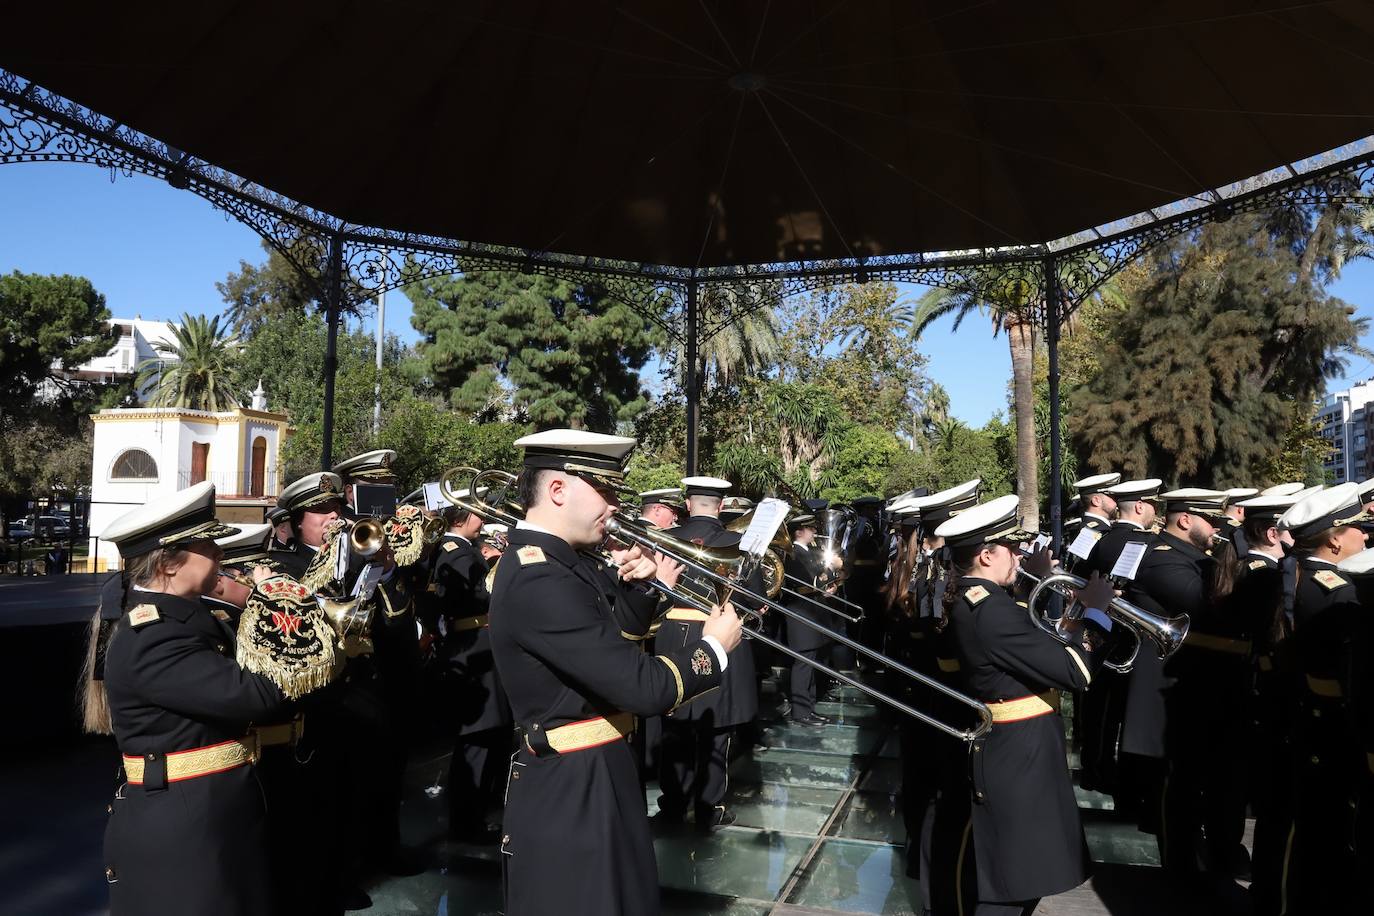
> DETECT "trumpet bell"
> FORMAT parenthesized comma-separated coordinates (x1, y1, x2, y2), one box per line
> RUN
(350, 518, 387, 558)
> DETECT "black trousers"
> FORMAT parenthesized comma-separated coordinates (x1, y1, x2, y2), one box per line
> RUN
(790, 645, 823, 719)
(1078, 671, 1126, 793)
(448, 726, 512, 833)
(1161, 679, 1249, 873)
(658, 720, 732, 817)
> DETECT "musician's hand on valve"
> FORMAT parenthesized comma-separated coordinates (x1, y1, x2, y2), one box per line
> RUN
(703, 601, 744, 653)
(1074, 572, 1115, 617)
(251, 564, 274, 584)
(655, 553, 684, 590)
(1023, 545, 1054, 578)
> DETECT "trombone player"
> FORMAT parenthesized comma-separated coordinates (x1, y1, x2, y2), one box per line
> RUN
(782, 512, 839, 726)
(489, 431, 742, 916)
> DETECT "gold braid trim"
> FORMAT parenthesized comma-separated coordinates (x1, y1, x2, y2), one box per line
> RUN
(658, 656, 685, 708)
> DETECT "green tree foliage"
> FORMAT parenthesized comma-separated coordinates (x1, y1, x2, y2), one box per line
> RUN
(407, 272, 662, 431)
(374, 398, 526, 492)
(137, 313, 241, 412)
(1071, 212, 1367, 484)
(0, 271, 115, 407)
(214, 238, 360, 335)
(232, 312, 417, 478)
(666, 284, 782, 391)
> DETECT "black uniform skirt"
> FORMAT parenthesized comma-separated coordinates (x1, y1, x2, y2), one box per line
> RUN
(502, 740, 659, 916)
(969, 712, 1090, 902)
(104, 766, 272, 916)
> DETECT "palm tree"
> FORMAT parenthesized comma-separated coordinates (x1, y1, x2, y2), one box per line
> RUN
(136, 313, 241, 412)
(911, 274, 1042, 528)
(670, 283, 782, 391)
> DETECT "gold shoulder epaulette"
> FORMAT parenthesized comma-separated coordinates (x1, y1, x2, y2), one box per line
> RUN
(517, 545, 547, 566)
(1312, 569, 1346, 591)
(1248, 558, 1268, 571)
(442, 541, 458, 553)
(964, 585, 990, 606)
(1153, 544, 1172, 551)
(127, 604, 161, 628)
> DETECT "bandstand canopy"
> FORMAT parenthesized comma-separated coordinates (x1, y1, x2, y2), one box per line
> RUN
(3, 1, 1374, 270)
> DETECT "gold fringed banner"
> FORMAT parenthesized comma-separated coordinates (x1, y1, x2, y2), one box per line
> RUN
(236, 575, 343, 699)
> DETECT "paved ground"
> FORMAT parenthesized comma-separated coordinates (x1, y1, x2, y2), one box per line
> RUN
(0, 572, 110, 627)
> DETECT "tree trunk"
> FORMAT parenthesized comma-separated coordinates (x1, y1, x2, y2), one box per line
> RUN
(1007, 317, 1040, 530)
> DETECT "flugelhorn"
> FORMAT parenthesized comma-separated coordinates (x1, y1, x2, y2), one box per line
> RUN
(1016, 567, 1189, 673)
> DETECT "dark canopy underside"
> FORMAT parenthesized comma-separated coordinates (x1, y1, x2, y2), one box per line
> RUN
(4, 1, 1374, 268)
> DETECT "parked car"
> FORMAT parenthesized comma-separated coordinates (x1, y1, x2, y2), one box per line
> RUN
(33, 516, 71, 539)
(5, 524, 34, 541)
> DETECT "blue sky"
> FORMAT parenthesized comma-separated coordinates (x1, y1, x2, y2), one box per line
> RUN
(4, 162, 1374, 425)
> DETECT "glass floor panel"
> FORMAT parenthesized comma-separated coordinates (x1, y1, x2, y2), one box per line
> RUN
(788, 838, 924, 915)
(832, 790, 906, 843)
(655, 829, 816, 900)
(646, 781, 847, 835)
(731, 747, 866, 789)
(857, 756, 905, 793)
(761, 722, 891, 757)
(1083, 813, 1162, 867)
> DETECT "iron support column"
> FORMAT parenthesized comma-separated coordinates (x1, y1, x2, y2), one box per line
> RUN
(320, 234, 343, 470)
(1045, 257, 1063, 552)
(684, 280, 700, 476)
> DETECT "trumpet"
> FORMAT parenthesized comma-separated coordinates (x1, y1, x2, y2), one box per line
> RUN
(1016, 567, 1189, 673)
(723, 507, 862, 622)
(603, 515, 993, 741)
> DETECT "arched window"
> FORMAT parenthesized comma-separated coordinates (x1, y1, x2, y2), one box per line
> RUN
(110, 448, 158, 481)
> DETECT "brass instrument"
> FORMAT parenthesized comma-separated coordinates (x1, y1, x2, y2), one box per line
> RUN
(350, 517, 387, 557)
(438, 464, 992, 740)
(1016, 567, 1190, 673)
(726, 506, 865, 623)
(603, 515, 993, 741)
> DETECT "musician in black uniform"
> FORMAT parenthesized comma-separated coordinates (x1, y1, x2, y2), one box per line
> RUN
(1338, 546, 1374, 884)
(937, 494, 1120, 916)
(1068, 473, 1121, 565)
(1230, 491, 1299, 914)
(656, 475, 760, 830)
(431, 497, 511, 843)
(782, 513, 837, 725)
(1078, 478, 1159, 800)
(1222, 487, 1258, 556)
(98, 482, 284, 916)
(489, 429, 742, 916)
(205, 523, 342, 916)
(888, 480, 980, 912)
(1122, 488, 1225, 860)
(1156, 490, 1257, 878)
(1276, 483, 1368, 912)
(631, 488, 683, 777)
(272, 471, 421, 905)
(849, 495, 887, 652)
(266, 505, 294, 551)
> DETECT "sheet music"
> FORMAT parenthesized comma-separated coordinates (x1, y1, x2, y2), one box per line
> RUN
(1110, 542, 1148, 581)
(1066, 528, 1098, 560)
(739, 498, 788, 556)
(423, 481, 449, 511)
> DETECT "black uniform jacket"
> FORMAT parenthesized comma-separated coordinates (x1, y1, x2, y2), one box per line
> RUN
(1122, 531, 1212, 757)
(659, 514, 759, 727)
(489, 526, 725, 916)
(102, 589, 285, 916)
(432, 533, 511, 734)
(1292, 558, 1361, 755)
(1083, 521, 1156, 580)
(783, 542, 834, 652)
(947, 576, 1111, 902)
